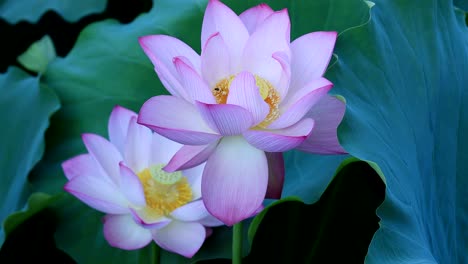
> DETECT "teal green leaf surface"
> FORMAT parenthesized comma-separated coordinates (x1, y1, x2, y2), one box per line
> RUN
(0, 68, 60, 246)
(17, 35, 56, 74)
(454, 0, 468, 11)
(0, 0, 107, 23)
(327, 0, 468, 262)
(282, 152, 347, 203)
(30, 0, 370, 262)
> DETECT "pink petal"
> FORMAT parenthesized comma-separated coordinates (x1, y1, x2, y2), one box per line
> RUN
(242, 9, 291, 88)
(173, 57, 216, 104)
(201, 0, 249, 72)
(290, 31, 337, 90)
(150, 132, 182, 165)
(62, 154, 101, 180)
(226, 71, 269, 125)
(164, 142, 218, 172)
(201, 32, 231, 88)
(196, 102, 254, 136)
(64, 174, 128, 214)
(82, 133, 123, 185)
(296, 95, 347, 154)
(138, 95, 221, 145)
(239, 3, 274, 34)
(202, 136, 268, 225)
(129, 208, 171, 229)
(243, 118, 314, 152)
(265, 152, 285, 199)
(119, 163, 146, 207)
(152, 221, 206, 258)
(268, 78, 333, 129)
(124, 117, 152, 173)
(103, 214, 152, 250)
(138, 35, 200, 100)
(108, 106, 137, 154)
(272, 51, 291, 98)
(170, 200, 210, 221)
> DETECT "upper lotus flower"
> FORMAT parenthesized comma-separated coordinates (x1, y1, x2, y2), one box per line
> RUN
(62, 106, 222, 258)
(137, 0, 346, 225)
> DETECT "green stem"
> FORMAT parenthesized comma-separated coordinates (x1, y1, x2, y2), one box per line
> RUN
(153, 243, 160, 264)
(232, 221, 243, 264)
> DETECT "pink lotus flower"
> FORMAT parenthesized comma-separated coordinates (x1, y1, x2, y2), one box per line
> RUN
(62, 106, 222, 258)
(137, 0, 346, 225)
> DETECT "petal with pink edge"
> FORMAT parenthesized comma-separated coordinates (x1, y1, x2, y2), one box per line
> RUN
(201, 0, 249, 72)
(226, 71, 269, 125)
(164, 142, 218, 172)
(243, 9, 291, 88)
(202, 136, 268, 225)
(243, 118, 314, 152)
(268, 78, 332, 129)
(297, 95, 347, 154)
(150, 132, 182, 165)
(124, 117, 152, 173)
(62, 154, 102, 180)
(290, 31, 337, 90)
(82, 133, 123, 185)
(138, 95, 221, 145)
(173, 57, 216, 104)
(171, 200, 210, 222)
(201, 33, 231, 88)
(64, 174, 128, 214)
(239, 3, 274, 34)
(108, 106, 136, 154)
(129, 208, 172, 229)
(119, 163, 146, 207)
(153, 221, 206, 258)
(265, 152, 285, 199)
(103, 214, 152, 250)
(272, 51, 291, 98)
(138, 35, 200, 100)
(196, 102, 254, 136)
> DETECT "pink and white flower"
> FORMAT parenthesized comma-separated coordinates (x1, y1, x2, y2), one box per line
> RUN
(137, 0, 346, 225)
(62, 106, 222, 258)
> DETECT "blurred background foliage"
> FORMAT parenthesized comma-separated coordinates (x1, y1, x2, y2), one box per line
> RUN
(1, 0, 466, 263)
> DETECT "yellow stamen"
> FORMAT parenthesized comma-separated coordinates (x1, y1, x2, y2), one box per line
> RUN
(137, 164, 192, 220)
(212, 74, 280, 128)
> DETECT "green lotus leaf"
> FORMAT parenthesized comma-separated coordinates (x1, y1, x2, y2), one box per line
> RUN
(17, 35, 56, 74)
(0, 67, 60, 246)
(0, 0, 107, 23)
(327, 0, 468, 262)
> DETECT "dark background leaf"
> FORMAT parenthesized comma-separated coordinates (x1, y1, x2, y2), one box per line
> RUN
(246, 161, 384, 263)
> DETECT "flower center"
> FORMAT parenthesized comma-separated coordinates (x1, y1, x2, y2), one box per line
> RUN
(212, 74, 280, 128)
(137, 164, 192, 219)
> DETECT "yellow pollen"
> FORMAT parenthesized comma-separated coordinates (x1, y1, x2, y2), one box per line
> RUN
(212, 74, 280, 128)
(137, 164, 192, 219)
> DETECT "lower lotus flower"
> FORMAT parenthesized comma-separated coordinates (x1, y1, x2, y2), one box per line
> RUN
(137, 0, 347, 225)
(62, 106, 222, 258)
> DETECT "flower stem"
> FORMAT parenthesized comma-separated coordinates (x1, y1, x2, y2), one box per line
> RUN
(153, 243, 160, 264)
(232, 221, 243, 264)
